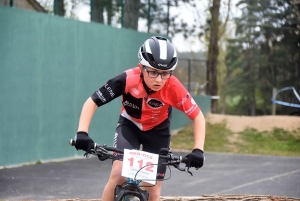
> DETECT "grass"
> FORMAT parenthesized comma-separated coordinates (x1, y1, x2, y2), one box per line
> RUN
(237, 127, 300, 156)
(170, 120, 300, 156)
(35, 160, 42, 165)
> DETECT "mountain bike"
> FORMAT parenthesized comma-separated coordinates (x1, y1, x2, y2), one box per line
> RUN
(70, 139, 193, 201)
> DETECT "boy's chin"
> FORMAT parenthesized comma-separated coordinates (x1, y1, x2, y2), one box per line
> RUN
(150, 87, 161, 91)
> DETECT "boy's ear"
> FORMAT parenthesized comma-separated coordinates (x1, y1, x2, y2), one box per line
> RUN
(138, 63, 143, 70)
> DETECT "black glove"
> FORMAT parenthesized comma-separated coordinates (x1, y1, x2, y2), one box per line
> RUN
(185, 149, 205, 169)
(75, 131, 94, 153)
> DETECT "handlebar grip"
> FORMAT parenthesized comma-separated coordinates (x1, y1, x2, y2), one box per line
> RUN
(69, 139, 96, 150)
(70, 139, 76, 146)
(181, 156, 188, 164)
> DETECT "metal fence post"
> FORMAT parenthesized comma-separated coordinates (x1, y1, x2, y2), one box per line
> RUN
(147, 0, 151, 33)
(206, 60, 210, 95)
(272, 88, 277, 115)
(121, 0, 124, 27)
(188, 59, 191, 93)
(177, 58, 208, 94)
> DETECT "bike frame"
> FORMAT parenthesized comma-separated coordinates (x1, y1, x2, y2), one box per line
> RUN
(115, 178, 149, 201)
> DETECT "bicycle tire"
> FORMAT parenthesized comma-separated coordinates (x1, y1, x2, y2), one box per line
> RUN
(114, 185, 149, 201)
(122, 195, 140, 201)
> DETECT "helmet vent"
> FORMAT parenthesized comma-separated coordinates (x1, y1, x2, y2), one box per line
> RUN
(169, 58, 177, 66)
(147, 53, 156, 64)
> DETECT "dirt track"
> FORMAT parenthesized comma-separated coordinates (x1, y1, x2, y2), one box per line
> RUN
(160, 195, 300, 200)
(47, 195, 300, 200)
(206, 113, 300, 133)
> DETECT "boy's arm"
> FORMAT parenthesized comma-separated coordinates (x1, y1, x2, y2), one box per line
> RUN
(192, 111, 206, 150)
(74, 97, 97, 153)
(184, 111, 206, 169)
(77, 97, 98, 133)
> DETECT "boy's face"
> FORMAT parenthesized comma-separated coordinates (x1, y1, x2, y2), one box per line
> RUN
(138, 63, 172, 91)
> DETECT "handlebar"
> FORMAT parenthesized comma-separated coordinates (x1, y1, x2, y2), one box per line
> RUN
(70, 139, 123, 153)
(70, 139, 192, 175)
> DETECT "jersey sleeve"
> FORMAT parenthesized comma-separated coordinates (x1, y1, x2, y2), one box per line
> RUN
(169, 78, 201, 119)
(91, 72, 126, 107)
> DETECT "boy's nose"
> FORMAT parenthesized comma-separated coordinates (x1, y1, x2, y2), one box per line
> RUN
(155, 74, 163, 81)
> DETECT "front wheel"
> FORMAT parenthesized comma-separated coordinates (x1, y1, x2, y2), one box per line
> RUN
(114, 185, 149, 201)
(122, 195, 140, 201)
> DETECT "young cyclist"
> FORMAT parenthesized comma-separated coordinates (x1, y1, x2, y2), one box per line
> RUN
(74, 36, 206, 201)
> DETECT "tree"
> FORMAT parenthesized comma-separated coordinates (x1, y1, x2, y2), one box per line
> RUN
(207, 0, 221, 113)
(201, 0, 232, 113)
(37, 0, 81, 18)
(123, 0, 140, 29)
(224, 0, 300, 115)
(91, 0, 120, 25)
(54, 0, 65, 16)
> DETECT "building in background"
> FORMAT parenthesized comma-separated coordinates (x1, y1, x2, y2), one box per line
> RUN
(0, 0, 46, 13)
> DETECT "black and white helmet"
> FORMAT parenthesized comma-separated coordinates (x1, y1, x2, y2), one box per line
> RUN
(138, 36, 178, 71)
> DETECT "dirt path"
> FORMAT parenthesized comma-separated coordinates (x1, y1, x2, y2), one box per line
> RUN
(53, 196, 300, 200)
(160, 195, 300, 200)
(206, 113, 300, 133)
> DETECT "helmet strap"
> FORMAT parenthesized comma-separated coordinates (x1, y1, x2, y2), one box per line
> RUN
(141, 76, 156, 95)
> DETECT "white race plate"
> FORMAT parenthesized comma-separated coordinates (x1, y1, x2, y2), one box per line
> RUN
(122, 149, 159, 185)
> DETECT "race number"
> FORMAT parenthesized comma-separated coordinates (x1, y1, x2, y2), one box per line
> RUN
(122, 149, 159, 185)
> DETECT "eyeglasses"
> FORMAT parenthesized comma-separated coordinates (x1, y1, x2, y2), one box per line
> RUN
(143, 66, 172, 79)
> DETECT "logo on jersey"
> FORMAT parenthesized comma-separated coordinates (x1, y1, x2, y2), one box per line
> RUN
(176, 93, 190, 107)
(104, 83, 115, 98)
(184, 98, 197, 115)
(157, 173, 165, 177)
(191, 98, 196, 105)
(123, 100, 140, 110)
(147, 98, 164, 109)
(131, 88, 139, 95)
(95, 90, 107, 103)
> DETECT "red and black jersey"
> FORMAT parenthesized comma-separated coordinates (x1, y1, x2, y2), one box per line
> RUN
(91, 67, 201, 131)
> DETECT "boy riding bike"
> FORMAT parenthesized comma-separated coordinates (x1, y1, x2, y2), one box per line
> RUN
(73, 36, 206, 201)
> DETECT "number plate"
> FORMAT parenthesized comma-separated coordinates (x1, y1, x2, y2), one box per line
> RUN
(122, 149, 159, 185)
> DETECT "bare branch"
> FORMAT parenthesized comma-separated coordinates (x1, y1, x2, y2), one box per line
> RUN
(219, 0, 231, 37)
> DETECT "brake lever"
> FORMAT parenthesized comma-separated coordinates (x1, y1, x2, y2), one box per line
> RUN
(84, 150, 96, 158)
(84, 152, 90, 158)
(173, 164, 193, 176)
(185, 166, 193, 176)
(83, 145, 108, 159)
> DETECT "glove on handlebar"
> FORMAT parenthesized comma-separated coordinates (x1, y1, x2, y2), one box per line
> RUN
(185, 148, 205, 169)
(75, 131, 94, 153)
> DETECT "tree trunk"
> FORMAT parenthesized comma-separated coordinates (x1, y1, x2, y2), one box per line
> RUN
(93, 0, 105, 23)
(221, 94, 226, 114)
(54, 0, 65, 16)
(250, 95, 256, 116)
(124, 0, 140, 30)
(208, 0, 220, 113)
(106, 0, 113, 25)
